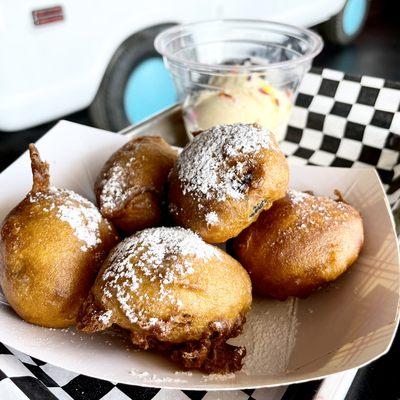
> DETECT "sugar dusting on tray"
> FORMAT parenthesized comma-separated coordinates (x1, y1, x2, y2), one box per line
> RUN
(202, 372, 236, 382)
(230, 297, 298, 375)
(129, 369, 189, 383)
(129, 369, 236, 383)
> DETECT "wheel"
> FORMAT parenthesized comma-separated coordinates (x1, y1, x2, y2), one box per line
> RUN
(321, 0, 369, 45)
(89, 24, 177, 132)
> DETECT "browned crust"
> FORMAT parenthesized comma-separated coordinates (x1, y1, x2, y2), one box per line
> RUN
(77, 295, 246, 373)
(168, 129, 289, 243)
(232, 191, 364, 300)
(334, 189, 348, 204)
(94, 136, 178, 234)
(77, 292, 113, 332)
(1, 147, 120, 328)
(133, 319, 246, 373)
(29, 144, 50, 194)
(163, 316, 246, 373)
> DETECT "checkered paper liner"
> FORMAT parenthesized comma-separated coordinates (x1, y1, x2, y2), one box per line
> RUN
(1, 68, 399, 400)
(284, 68, 400, 210)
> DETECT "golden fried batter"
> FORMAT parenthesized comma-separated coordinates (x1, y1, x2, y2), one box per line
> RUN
(77, 227, 252, 373)
(232, 190, 364, 300)
(0, 145, 119, 328)
(168, 124, 289, 243)
(95, 136, 178, 234)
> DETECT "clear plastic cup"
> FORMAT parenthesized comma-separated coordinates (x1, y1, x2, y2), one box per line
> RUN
(155, 19, 323, 141)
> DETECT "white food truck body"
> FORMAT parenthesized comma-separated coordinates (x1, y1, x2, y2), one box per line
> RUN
(0, 0, 350, 131)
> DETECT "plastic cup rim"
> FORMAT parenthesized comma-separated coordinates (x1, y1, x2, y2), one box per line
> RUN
(155, 19, 324, 74)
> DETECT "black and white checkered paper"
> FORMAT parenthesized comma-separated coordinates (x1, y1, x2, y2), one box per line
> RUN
(1, 68, 399, 400)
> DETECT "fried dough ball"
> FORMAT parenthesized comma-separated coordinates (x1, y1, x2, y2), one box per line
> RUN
(77, 227, 252, 373)
(232, 190, 364, 300)
(0, 145, 119, 328)
(168, 123, 289, 243)
(95, 136, 178, 234)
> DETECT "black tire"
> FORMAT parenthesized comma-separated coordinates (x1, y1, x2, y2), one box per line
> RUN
(89, 23, 175, 132)
(321, 0, 369, 45)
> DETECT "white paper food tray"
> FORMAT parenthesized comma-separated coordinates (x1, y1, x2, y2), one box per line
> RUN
(0, 120, 398, 391)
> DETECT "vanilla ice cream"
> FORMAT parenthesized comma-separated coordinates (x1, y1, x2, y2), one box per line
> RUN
(183, 74, 292, 142)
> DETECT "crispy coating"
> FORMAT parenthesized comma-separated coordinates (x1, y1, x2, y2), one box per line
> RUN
(77, 227, 252, 372)
(168, 124, 289, 243)
(95, 136, 178, 234)
(232, 190, 364, 300)
(0, 145, 119, 328)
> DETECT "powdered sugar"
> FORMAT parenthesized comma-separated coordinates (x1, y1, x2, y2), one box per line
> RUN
(175, 371, 193, 376)
(101, 227, 220, 329)
(205, 211, 219, 225)
(29, 187, 103, 251)
(230, 298, 298, 375)
(57, 205, 102, 252)
(98, 310, 113, 325)
(287, 189, 308, 205)
(201, 372, 236, 382)
(286, 189, 349, 229)
(129, 370, 188, 383)
(177, 124, 275, 202)
(268, 190, 352, 249)
(99, 164, 128, 212)
(98, 155, 136, 212)
(129, 368, 234, 383)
